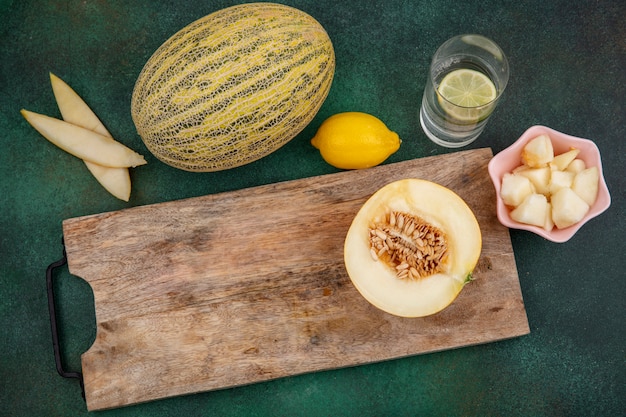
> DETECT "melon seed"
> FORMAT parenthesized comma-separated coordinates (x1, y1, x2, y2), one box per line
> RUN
(369, 210, 448, 280)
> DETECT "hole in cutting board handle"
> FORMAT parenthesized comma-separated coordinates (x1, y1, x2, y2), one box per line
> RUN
(46, 239, 86, 401)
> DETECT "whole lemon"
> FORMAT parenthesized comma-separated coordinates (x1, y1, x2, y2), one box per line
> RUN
(311, 112, 401, 169)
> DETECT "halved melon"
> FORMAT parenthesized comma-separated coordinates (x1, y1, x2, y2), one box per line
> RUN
(344, 179, 482, 317)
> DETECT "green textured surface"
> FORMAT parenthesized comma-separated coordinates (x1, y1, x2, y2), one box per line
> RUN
(1, 0, 624, 416)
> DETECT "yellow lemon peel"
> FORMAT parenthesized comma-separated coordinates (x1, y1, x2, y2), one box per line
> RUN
(311, 112, 401, 170)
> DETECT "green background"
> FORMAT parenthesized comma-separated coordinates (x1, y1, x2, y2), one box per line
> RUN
(1, 0, 624, 416)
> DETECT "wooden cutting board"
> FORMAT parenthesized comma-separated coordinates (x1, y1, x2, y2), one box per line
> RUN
(62, 148, 529, 411)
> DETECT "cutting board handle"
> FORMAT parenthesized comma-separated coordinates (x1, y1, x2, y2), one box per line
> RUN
(46, 239, 85, 401)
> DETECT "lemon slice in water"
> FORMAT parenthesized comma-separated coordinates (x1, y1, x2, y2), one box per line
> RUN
(437, 69, 497, 123)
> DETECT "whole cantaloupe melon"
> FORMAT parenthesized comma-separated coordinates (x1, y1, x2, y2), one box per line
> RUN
(131, 3, 335, 172)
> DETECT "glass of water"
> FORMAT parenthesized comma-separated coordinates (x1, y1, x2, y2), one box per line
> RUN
(419, 34, 509, 148)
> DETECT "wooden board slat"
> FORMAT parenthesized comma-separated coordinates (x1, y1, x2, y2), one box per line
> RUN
(62, 148, 529, 411)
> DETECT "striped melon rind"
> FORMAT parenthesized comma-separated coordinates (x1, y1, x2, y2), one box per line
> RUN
(131, 3, 335, 172)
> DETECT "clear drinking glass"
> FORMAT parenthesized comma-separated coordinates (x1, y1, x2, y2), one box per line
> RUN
(419, 34, 509, 148)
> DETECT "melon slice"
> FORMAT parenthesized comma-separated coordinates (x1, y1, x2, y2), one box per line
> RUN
(50, 73, 132, 201)
(344, 179, 482, 318)
(21, 109, 146, 168)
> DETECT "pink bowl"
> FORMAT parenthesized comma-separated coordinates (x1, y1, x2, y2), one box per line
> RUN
(488, 125, 611, 243)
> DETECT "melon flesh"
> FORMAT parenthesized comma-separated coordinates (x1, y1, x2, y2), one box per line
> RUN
(521, 134, 554, 167)
(21, 110, 146, 168)
(50, 73, 132, 201)
(344, 179, 482, 318)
